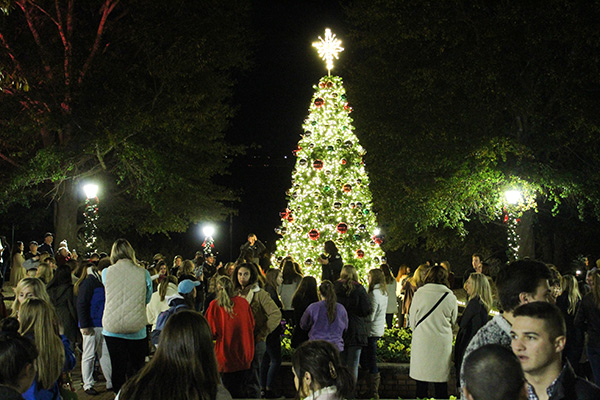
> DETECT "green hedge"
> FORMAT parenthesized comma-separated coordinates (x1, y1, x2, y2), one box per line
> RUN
(281, 325, 413, 363)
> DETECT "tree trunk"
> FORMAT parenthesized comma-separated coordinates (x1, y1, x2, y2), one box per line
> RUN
(54, 180, 80, 252)
(517, 210, 535, 259)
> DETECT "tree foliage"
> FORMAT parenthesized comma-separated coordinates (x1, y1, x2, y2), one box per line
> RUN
(341, 0, 600, 252)
(0, 0, 253, 244)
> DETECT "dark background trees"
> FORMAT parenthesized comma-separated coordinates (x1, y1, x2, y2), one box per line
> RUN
(341, 0, 600, 269)
(0, 0, 253, 255)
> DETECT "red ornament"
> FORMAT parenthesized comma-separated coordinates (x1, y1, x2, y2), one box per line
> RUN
(343, 184, 352, 193)
(356, 249, 365, 259)
(326, 81, 333, 88)
(336, 223, 348, 234)
(319, 82, 327, 88)
(314, 98, 324, 107)
(279, 209, 290, 219)
(503, 214, 509, 223)
(374, 237, 383, 245)
(287, 214, 295, 223)
(308, 229, 320, 240)
(341, 159, 347, 165)
(313, 160, 324, 170)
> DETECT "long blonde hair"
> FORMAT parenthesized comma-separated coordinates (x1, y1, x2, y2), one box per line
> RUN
(36, 262, 53, 284)
(467, 273, 494, 311)
(11, 278, 50, 317)
(215, 276, 236, 317)
(412, 264, 429, 289)
(18, 298, 65, 389)
(560, 275, 581, 315)
(368, 268, 388, 295)
(110, 238, 137, 265)
(340, 265, 360, 296)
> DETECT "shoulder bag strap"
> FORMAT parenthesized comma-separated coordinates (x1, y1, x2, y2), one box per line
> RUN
(414, 291, 449, 330)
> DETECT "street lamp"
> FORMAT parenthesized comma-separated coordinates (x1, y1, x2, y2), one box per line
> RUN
(201, 224, 215, 256)
(505, 190, 522, 205)
(82, 183, 99, 253)
(504, 189, 522, 261)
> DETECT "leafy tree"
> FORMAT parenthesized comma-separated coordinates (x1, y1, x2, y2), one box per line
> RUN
(0, 0, 252, 248)
(341, 0, 600, 260)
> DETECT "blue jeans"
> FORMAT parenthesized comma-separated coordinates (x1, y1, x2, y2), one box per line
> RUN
(248, 340, 266, 398)
(363, 337, 380, 374)
(588, 346, 600, 387)
(260, 331, 281, 389)
(342, 345, 362, 382)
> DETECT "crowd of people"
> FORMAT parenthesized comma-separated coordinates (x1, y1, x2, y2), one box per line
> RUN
(1, 232, 600, 400)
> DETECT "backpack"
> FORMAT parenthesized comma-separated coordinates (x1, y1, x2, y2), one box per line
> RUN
(150, 303, 188, 346)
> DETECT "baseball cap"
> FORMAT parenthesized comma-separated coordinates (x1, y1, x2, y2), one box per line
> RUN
(178, 279, 201, 294)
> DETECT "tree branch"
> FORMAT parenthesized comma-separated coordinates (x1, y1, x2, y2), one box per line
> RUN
(79, 0, 119, 84)
(0, 151, 21, 167)
(16, 0, 53, 80)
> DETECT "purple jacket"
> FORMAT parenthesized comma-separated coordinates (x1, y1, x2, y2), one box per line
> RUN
(300, 300, 348, 351)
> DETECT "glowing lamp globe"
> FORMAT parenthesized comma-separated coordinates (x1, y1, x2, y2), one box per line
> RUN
(505, 190, 522, 205)
(202, 225, 215, 238)
(83, 184, 99, 199)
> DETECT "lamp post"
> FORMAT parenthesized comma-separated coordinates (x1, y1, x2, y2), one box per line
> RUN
(83, 184, 99, 253)
(201, 224, 215, 256)
(504, 189, 522, 261)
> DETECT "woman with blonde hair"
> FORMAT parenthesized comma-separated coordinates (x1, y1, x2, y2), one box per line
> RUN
(557, 274, 583, 371)
(102, 238, 152, 392)
(11, 277, 50, 318)
(454, 272, 493, 385)
(35, 262, 53, 284)
(18, 298, 76, 400)
(206, 275, 255, 398)
(333, 265, 371, 382)
(365, 269, 388, 399)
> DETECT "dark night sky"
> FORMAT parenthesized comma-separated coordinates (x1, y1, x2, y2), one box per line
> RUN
(212, 1, 348, 261)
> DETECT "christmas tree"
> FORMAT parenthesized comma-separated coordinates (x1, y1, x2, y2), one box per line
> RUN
(273, 29, 386, 280)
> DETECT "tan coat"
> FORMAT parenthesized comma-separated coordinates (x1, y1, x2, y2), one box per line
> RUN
(242, 284, 282, 342)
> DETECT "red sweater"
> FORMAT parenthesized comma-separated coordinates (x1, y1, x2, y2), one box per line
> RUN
(206, 295, 255, 373)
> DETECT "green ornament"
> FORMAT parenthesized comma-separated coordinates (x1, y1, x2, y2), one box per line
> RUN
(353, 234, 360, 240)
(323, 185, 331, 192)
(327, 145, 334, 152)
(312, 121, 317, 126)
(341, 94, 347, 101)
(362, 209, 370, 215)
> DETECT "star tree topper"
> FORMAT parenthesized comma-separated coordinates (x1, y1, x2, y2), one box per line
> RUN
(312, 28, 344, 76)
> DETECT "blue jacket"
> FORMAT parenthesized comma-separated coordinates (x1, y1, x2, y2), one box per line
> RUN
(76, 271, 105, 328)
(22, 335, 75, 400)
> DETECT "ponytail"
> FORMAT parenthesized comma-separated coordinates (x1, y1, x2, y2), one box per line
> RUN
(319, 280, 337, 323)
(216, 276, 236, 317)
(292, 340, 354, 400)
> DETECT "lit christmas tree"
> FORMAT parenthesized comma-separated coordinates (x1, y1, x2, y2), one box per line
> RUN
(273, 29, 386, 279)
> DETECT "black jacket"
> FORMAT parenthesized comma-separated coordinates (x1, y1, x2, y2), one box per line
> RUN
(548, 361, 600, 400)
(575, 293, 600, 348)
(454, 296, 489, 372)
(321, 253, 343, 282)
(334, 279, 371, 347)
